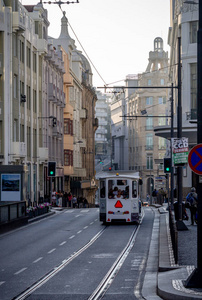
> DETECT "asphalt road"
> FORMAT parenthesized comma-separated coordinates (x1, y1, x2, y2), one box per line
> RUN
(0, 207, 154, 300)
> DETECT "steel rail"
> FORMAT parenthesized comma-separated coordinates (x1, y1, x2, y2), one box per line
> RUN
(13, 227, 107, 300)
(88, 225, 140, 300)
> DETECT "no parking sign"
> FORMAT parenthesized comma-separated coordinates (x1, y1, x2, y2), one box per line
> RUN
(188, 144, 202, 175)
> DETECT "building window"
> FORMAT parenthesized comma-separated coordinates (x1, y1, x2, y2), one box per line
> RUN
(146, 133, 153, 150)
(159, 137, 166, 150)
(33, 52, 37, 73)
(148, 79, 151, 86)
(64, 149, 73, 166)
(190, 21, 198, 44)
(64, 119, 73, 135)
(33, 90, 37, 113)
(158, 97, 166, 104)
(146, 97, 153, 105)
(13, 34, 17, 57)
(158, 114, 166, 126)
(190, 63, 197, 114)
(14, 75, 17, 98)
(147, 154, 153, 170)
(146, 116, 153, 130)
(160, 79, 164, 85)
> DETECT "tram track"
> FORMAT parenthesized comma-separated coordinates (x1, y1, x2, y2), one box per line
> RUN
(13, 222, 140, 300)
(88, 225, 139, 300)
(13, 227, 107, 300)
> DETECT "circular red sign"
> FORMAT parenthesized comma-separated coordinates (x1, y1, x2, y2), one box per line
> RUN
(188, 144, 202, 175)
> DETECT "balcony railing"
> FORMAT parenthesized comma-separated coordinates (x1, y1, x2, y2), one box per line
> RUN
(145, 145, 153, 150)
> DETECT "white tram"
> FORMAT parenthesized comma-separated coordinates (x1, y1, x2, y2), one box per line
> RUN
(98, 171, 142, 224)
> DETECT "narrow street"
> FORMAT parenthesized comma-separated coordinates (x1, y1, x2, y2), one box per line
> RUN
(0, 207, 154, 300)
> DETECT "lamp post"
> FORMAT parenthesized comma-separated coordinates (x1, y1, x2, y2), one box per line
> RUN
(185, 0, 202, 288)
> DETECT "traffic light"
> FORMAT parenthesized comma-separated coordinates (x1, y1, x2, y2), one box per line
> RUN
(48, 161, 56, 177)
(109, 167, 112, 171)
(164, 158, 171, 173)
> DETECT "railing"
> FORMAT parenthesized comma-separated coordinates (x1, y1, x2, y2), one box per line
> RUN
(0, 201, 26, 224)
(169, 206, 178, 264)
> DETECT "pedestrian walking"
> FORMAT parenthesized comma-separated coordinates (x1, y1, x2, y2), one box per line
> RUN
(57, 190, 63, 207)
(186, 187, 198, 225)
(67, 192, 72, 208)
(152, 189, 157, 204)
(72, 195, 77, 208)
(51, 189, 56, 207)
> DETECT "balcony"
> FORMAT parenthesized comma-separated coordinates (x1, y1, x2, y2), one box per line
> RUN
(73, 167, 86, 177)
(145, 125, 153, 131)
(13, 142, 26, 158)
(37, 39, 48, 54)
(145, 145, 153, 150)
(80, 109, 87, 119)
(64, 73, 73, 86)
(48, 83, 56, 102)
(38, 147, 48, 163)
(74, 139, 86, 148)
(13, 11, 26, 32)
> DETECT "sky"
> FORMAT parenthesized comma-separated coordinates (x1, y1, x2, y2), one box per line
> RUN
(21, 0, 170, 89)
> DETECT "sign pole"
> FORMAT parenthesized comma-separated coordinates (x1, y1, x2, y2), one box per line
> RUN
(185, 0, 202, 288)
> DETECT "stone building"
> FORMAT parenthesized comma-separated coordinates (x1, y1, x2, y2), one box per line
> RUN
(52, 12, 98, 205)
(127, 38, 169, 200)
(155, 1, 198, 196)
(0, 1, 61, 204)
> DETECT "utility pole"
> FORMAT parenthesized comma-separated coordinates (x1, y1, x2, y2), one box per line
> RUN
(170, 83, 174, 208)
(185, 0, 202, 288)
(176, 37, 188, 230)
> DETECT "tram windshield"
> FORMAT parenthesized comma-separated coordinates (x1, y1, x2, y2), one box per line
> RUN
(107, 179, 129, 199)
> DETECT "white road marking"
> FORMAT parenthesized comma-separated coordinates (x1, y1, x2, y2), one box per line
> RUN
(48, 248, 56, 254)
(81, 210, 89, 213)
(59, 241, 67, 246)
(69, 235, 75, 239)
(65, 210, 74, 213)
(90, 222, 94, 225)
(95, 219, 98, 221)
(0, 281, 5, 286)
(14, 268, 27, 275)
(33, 257, 43, 263)
(75, 215, 81, 218)
(83, 226, 88, 229)
(77, 230, 82, 234)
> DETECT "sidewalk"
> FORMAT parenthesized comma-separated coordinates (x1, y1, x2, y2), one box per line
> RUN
(143, 204, 202, 300)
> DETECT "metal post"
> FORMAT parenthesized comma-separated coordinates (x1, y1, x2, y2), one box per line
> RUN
(170, 83, 174, 208)
(185, 0, 202, 288)
(176, 37, 187, 230)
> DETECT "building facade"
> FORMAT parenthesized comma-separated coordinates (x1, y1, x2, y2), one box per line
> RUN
(155, 1, 198, 197)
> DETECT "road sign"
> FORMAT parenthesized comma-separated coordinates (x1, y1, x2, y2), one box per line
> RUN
(171, 137, 188, 165)
(188, 144, 202, 175)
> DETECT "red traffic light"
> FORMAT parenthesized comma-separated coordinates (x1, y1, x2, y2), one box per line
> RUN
(109, 167, 112, 171)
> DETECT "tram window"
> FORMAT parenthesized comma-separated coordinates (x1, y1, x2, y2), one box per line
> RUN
(100, 181, 105, 198)
(108, 180, 116, 199)
(117, 180, 127, 186)
(132, 181, 138, 198)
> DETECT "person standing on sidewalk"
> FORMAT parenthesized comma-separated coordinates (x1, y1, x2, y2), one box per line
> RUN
(186, 187, 198, 225)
